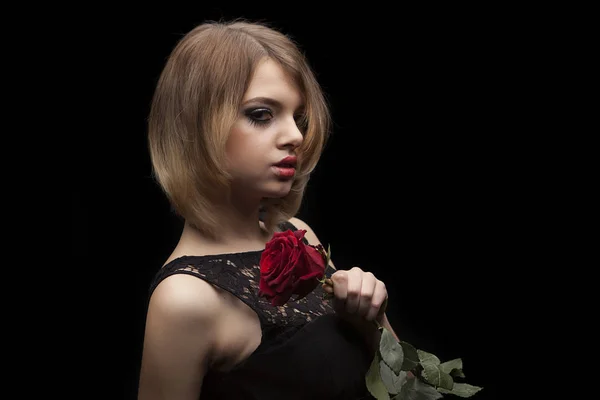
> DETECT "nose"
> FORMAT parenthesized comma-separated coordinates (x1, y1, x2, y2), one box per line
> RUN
(277, 117, 304, 150)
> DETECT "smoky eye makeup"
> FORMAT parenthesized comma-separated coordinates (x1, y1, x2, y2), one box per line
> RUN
(244, 107, 273, 126)
(242, 102, 308, 131)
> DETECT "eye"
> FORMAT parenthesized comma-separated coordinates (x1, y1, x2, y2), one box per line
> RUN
(245, 108, 273, 126)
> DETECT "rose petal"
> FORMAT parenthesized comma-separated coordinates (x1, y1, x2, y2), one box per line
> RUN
(292, 272, 322, 299)
(305, 245, 327, 273)
(258, 279, 276, 297)
(293, 229, 307, 242)
(259, 229, 326, 307)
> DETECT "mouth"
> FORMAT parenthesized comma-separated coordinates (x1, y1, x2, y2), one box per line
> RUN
(274, 156, 298, 169)
(272, 164, 296, 178)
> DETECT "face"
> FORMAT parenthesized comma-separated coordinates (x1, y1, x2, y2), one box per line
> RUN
(226, 59, 305, 199)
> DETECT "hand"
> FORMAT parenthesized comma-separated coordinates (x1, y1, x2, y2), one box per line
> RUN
(322, 267, 388, 326)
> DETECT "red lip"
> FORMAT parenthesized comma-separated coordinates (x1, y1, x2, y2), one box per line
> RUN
(274, 156, 297, 168)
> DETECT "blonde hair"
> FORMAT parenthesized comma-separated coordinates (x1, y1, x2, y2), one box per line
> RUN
(147, 19, 331, 239)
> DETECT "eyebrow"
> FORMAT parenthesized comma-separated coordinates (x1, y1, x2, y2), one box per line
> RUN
(242, 96, 304, 111)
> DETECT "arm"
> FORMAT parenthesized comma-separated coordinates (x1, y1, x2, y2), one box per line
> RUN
(138, 275, 221, 400)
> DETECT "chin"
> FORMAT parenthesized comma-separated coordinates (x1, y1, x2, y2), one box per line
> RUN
(263, 181, 294, 198)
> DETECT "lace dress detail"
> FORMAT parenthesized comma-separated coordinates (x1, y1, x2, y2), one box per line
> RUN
(149, 251, 336, 337)
(146, 221, 375, 400)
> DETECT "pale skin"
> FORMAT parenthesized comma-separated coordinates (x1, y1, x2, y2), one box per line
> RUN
(137, 58, 399, 399)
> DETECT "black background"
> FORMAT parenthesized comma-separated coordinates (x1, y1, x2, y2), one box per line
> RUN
(67, 4, 549, 399)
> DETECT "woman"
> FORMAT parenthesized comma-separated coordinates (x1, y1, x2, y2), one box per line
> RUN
(138, 19, 399, 399)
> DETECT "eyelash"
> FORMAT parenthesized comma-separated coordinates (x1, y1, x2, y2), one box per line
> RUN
(245, 107, 308, 132)
(246, 108, 273, 127)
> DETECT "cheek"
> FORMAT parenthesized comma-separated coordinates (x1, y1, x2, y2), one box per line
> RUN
(225, 126, 266, 175)
(226, 121, 263, 156)
(225, 125, 244, 156)
(226, 131, 253, 171)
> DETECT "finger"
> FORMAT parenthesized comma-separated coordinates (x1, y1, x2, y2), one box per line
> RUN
(357, 272, 377, 318)
(322, 278, 333, 293)
(344, 267, 363, 314)
(322, 282, 334, 294)
(366, 280, 388, 322)
(322, 284, 333, 293)
(331, 270, 348, 313)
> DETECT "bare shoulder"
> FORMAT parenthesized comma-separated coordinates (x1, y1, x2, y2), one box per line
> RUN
(148, 274, 223, 322)
(289, 217, 336, 270)
(288, 216, 319, 243)
(138, 275, 224, 398)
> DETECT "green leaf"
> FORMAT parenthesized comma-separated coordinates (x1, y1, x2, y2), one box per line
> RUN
(380, 359, 408, 395)
(418, 350, 453, 390)
(422, 364, 454, 390)
(440, 358, 465, 378)
(417, 350, 440, 366)
(380, 327, 404, 374)
(326, 244, 331, 266)
(392, 377, 443, 400)
(366, 352, 390, 400)
(399, 341, 420, 371)
(437, 383, 483, 398)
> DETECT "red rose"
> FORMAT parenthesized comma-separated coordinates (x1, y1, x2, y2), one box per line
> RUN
(258, 229, 327, 306)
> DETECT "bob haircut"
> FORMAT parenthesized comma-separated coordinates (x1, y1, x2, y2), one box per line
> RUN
(147, 19, 331, 239)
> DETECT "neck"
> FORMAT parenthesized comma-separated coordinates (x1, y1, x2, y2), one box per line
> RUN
(214, 205, 266, 241)
(183, 197, 271, 247)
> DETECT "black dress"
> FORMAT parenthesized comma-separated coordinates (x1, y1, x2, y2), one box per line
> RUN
(147, 221, 376, 399)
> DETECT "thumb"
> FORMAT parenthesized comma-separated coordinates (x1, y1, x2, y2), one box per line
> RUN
(321, 278, 334, 293)
(330, 270, 348, 286)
